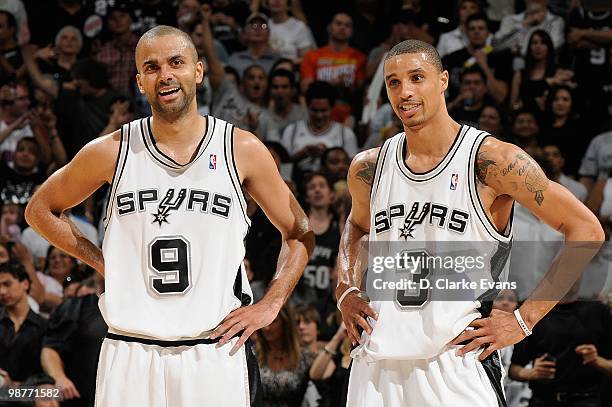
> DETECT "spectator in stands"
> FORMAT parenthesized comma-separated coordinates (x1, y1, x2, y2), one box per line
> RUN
(200, 8, 264, 127)
(0, 261, 47, 386)
(176, 0, 202, 33)
(578, 129, 612, 193)
(95, 2, 139, 95)
(294, 304, 325, 353)
(281, 81, 358, 176)
(0, 201, 23, 243)
(0, 82, 52, 167)
(320, 147, 349, 188)
(366, 10, 433, 80)
(208, 0, 251, 54)
(309, 320, 351, 407)
(0, 0, 29, 47)
(509, 282, 612, 407)
(0, 10, 23, 80)
(34, 25, 81, 85)
(266, 0, 315, 63)
(300, 12, 366, 99)
(41, 273, 106, 406)
(23, 55, 121, 158)
(294, 173, 339, 305)
(447, 66, 494, 128)
(566, 0, 612, 124)
(36, 246, 78, 314)
(257, 304, 315, 407)
(442, 13, 512, 105)
(510, 30, 562, 113)
(542, 144, 587, 202)
(228, 12, 280, 77)
(131, 0, 177, 35)
(510, 110, 542, 158)
(493, 0, 565, 54)
(256, 68, 306, 141)
(478, 104, 507, 139)
(0, 137, 47, 206)
(437, 0, 481, 58)
(542, 86, 588, 177)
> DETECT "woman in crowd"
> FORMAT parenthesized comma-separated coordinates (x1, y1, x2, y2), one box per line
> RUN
(542, 85, 588, 177)
(510, 30, 557, 113)
(309, 314, 351, 407)
(258, 304, 315, 407)
(294, 304, 326, 353)
(36, 246, 79, 313)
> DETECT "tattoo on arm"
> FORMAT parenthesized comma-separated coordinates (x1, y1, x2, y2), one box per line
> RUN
(476, 152, 498, 185)
(355, 160, 376, 186)
(477, 149, 549, 206)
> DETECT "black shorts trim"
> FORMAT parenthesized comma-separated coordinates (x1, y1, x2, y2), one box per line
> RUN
(481, 351, 507, 407)
(105, 332, 238, 347)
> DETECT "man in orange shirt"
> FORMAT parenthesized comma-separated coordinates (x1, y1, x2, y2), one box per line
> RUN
(300, 12, 366, 122)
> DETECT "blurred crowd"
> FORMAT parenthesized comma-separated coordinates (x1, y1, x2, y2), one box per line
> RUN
(0, 0, 610, 406)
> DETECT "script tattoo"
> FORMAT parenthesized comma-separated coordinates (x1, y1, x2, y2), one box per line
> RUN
(356, 160, 376, 186)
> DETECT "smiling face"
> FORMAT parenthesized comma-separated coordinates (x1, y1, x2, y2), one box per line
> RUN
(384, 52, 448, 130)
(136, 32, 203, 121)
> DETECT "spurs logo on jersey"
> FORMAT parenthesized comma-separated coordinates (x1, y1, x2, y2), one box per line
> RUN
(115, 187, 233, 226)
(100, 117, 252, 340)
(362, 125, 513, 361)
(374, 201, 469, 239)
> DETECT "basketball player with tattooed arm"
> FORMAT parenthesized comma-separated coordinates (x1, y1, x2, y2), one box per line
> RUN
(336, 40, 604, 406)
(25, 26, 314, 406)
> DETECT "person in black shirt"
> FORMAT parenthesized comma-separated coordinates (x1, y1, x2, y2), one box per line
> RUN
(41, 274, 107, 407)
(442, 12, 513, 105)
(0, 261, 47, 386)
(0, 137, 47, 206)
(293, 173, 340, 305)
(447, 66, 496, 128)
(509, 283, 612, 406)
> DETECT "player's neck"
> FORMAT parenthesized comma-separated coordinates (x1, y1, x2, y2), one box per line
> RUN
(150, 106, 203, 145)
(7, 297, 29, 328)
(403, 115, 461, 157)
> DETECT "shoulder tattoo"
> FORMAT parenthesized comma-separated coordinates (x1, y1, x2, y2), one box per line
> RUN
(476, 150, 548, 206)
(355, 160, 377, 186)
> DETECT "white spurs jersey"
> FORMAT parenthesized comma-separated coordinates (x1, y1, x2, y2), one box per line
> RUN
(359, 125, 513, 361)
(100, 117, 252, 340)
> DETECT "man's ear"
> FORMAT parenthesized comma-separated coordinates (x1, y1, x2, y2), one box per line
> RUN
(196, 60, 205, 85)
(440, 69, 449, 93)
(136, 73, 145, 94)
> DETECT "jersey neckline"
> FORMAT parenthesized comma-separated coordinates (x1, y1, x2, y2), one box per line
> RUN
(395, 124, 466, 182)
(141, 116, 215, 171)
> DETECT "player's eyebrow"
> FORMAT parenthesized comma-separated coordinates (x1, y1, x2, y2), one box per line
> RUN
(385, 68, 426, 81)
(142, 58, 157, 68)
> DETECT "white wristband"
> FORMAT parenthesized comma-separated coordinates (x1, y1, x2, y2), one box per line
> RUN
(514, 309, 532, 336)
(337, 287, 360, 310)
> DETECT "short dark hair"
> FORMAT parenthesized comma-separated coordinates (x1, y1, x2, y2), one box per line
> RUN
(268, 69, 296, 88)
(460, 65, 487, 83)
(0, 261, 31, 287)
(16, 136, 40, 154)
(243, 64, 266, 79)
(294, 304, 322, 327)
(72, 58, 109, 89)
(305, 81, 337, 105)
(137, 25, 198, 64)
(303, 171, 333, 190)
(466, 12, 489, 30)
(224, 65, 240, 86)
(384, 40, 443, 72)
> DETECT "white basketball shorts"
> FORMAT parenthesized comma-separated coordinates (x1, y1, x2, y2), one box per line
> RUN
(94, 333, 262, 407)
(347, 346, 506, 407)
